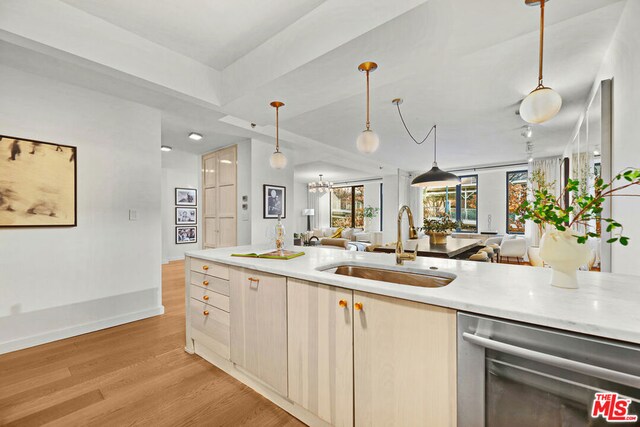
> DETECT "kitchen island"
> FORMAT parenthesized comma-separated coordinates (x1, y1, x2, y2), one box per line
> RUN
(184, 245, 640, 427)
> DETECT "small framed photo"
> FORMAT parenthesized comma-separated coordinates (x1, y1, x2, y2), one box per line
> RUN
(176, 226, 197, 244)
(263, 184, 286, 219)
(175, 187, 197, 206)
(175, 207, 197, 225)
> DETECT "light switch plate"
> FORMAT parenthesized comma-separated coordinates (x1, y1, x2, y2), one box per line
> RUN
(129, 209, 137, 221)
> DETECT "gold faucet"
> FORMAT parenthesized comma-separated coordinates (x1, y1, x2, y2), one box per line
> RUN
(396, 205, 419, 265)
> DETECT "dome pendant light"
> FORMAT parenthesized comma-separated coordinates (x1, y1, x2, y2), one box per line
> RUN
(269, 101, 287, 169)
(356, 61, 380, 154)
(391, 98, 460, 188)
(520, 0, 562, 124)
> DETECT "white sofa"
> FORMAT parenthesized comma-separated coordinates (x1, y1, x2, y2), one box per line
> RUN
(305, 227, 363, 242)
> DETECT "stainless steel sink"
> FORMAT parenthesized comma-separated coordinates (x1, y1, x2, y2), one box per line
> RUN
(324, 264, 455, 288)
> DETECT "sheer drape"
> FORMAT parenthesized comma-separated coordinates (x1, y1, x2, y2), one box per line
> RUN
(527, 157, 561, 246)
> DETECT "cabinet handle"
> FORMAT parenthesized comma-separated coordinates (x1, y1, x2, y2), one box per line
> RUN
(202, 265, 209, 271)
(338, 299, 348, 308)
(354, 302, 363, 311)
(203, 310, 209, 316)
(203, 280, 209, 286)
(248, 277, 260, 284)
(203, 295, 209, 301)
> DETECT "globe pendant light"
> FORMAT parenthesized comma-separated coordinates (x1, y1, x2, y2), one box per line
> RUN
(269, 101, 287, 169)
(356, 61, 380, 154)
(520, 0, 562, 124)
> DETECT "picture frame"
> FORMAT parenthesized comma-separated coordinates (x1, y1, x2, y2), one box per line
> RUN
(175, 207, 197, 225)
(175, 226, 197, 244)
(175, 187, 197, 206)
(263, 184, 286, 219)
(0, 135, 77, 227)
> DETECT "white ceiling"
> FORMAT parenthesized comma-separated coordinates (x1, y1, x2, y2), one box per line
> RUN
(59, 0, 326, 70)
(1, 0, 627, 180)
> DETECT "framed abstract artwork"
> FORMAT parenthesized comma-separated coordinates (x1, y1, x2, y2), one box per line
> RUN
(0, 135, 77, 227)
(263, 184, 286, 219)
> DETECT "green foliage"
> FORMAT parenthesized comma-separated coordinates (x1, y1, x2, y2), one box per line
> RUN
(518, 168, 640, 245)
(363, 205, 380, 219)
(423, 215, 459, 233)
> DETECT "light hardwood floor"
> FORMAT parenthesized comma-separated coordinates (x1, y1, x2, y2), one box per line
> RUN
(0, 260, 305, 427)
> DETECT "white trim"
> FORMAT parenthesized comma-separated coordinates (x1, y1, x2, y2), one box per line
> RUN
(0, 306, 164, 355)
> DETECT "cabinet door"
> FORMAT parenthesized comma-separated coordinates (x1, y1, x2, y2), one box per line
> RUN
(353, 292, 457, 427)
(288, 279, 353, 427)
(229, 267, 288, 396)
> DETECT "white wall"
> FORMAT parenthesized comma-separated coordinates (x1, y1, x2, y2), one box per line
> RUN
(0, 65, 163, 354)
(293, 181, 308, 233)
(161, 149, 201, 263)
(593, 0, 640, 275)
(236, 140, 252, 245)
(250, 139, 294, 245)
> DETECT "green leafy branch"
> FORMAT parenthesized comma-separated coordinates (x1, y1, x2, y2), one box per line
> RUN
(518, 168, 640, 245)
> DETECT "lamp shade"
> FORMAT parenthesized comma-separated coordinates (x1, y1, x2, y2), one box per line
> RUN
(269, 151, 287, 169)
(411, 165, 461, 188)
(356, 129, 380, 154)
(519, 86, 562, 124)
(302, 209, 315, 216)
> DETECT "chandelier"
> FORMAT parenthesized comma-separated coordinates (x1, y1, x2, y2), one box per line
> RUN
(308, 174, 333, 193)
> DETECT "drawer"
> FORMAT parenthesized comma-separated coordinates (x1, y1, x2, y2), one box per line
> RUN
(190, 284, 229, 312)
(191, 271, 230, 296)
(190, 258, 229, 280)
(190, 299, 230, 348)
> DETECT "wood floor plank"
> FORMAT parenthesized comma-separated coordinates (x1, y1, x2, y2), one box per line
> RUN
(0, 260, 304, 426)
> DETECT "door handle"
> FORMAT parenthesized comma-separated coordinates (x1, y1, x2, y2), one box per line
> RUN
(462, 332, 640, 389)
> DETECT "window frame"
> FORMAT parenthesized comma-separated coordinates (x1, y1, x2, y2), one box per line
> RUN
(506, 170, 528, 235)
(422, 174, 478, 233)
(330, 184, 365, 228)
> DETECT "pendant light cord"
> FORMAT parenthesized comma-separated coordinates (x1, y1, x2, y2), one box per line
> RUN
(394, 102, 439, 164)
(537, 0, 545, 88)
(365, 70, 371, 130)
(275, 105, 280, 152)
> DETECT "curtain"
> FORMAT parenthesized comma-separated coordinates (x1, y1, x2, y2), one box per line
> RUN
(527, 158, 561, 246)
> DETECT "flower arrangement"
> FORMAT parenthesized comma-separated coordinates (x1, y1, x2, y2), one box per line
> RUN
(518, 168, 640, 245)
(423, 216, 459, 234)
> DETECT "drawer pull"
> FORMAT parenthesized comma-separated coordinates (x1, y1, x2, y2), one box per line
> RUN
(203, 280, 209, 286)
(203, 295, 209, 301)
(202, 265, 209, 271)
(203, 310, 209, 316)
(248, 277, 260, 284)
(354, 302, 363, 311)
(338, 299, 348, 308)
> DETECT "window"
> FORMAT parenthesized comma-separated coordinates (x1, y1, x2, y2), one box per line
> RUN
(423, 175, 477, 232)
(506, 170, 528, 234)
(331, 185, 364, 228)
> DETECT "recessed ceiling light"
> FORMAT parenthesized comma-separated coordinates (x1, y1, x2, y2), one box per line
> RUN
(593, 150, 600, 156)
(188, 132, 203, 141)
(161, 145, 172, 152)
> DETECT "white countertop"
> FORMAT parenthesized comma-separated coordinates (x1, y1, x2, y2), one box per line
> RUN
(186, 245, 640, 345)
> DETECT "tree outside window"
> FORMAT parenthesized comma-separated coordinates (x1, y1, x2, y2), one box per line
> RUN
(331, 185, 364, 228)
(507, 170, 528, 234)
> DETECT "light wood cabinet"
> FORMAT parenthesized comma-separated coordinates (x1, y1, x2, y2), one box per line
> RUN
(229, 267, 288, 396)
(353, 291, 457, 427)
(287, 279, 354, 427)
(202, 145, 236, 249)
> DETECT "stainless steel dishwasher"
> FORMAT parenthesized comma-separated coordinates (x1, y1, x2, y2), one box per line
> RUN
(457, 312, 640, 426)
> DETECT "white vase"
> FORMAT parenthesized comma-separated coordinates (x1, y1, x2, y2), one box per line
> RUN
(539, 229, 591, 289)
(364, 217, 371, 232)
(527, 246, 544, 267)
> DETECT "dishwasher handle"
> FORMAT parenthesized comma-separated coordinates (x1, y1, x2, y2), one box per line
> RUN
(462, 332, 640, 389)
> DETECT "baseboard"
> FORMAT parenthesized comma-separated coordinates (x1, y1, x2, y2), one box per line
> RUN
(0, 289, 164, 355)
